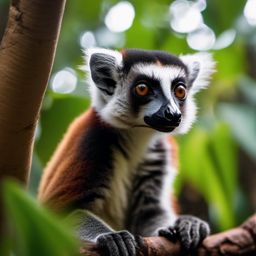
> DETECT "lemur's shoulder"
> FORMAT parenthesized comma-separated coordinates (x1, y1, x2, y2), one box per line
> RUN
(38, 107, 97, 209)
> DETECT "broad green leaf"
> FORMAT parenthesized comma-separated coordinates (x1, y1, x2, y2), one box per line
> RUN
(2, 180, 78, 256)
(179, 127, 236, 230)
(210, 123, 237, 203)
(218, 103, 256, 160)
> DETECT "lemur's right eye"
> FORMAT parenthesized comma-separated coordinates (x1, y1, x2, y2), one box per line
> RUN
(135, 84, 150, 97)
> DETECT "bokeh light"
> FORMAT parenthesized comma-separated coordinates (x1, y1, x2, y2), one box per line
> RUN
(104, 1, 135, 33)
(244, 0, 256, 26)
(51, 68, 77, 94)
(95, 27, 125, 48)
(169, 0, 203, 33)
(213, 29, 236, 50)
(80, 31, 96, 49)
(187, 25, 216, 51)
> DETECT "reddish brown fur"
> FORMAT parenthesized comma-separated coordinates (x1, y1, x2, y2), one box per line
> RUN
(167, 137, 180, 214)
(38, 108, 96, 211)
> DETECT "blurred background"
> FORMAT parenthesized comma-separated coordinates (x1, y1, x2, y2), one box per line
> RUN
(0, 0, 255, 233)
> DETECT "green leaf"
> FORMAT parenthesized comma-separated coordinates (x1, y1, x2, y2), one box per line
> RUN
(2, 179, 78, 256)
(210, 123, 237, 203)
(218, 103, 256, 160)
(178, 127, 236, 230)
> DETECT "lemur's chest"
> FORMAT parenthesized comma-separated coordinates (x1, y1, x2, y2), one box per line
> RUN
(92, 150, 142, 230)
(92, 132, 156, 230)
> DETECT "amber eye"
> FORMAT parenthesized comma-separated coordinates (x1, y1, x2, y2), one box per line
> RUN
(174, 84, 187, 100)
(135, 84, 149, 96)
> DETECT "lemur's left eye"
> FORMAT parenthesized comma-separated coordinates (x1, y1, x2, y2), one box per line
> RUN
(135, 84, 150, 97)
(174, 84, 187, 100)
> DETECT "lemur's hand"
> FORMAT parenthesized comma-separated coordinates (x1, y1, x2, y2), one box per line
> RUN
(158, 215, 210, 252)
(96, 230, 138, 256)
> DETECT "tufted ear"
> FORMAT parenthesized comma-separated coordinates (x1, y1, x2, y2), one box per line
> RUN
(180, 53, 216, 94)
(85, 48, 123, 96)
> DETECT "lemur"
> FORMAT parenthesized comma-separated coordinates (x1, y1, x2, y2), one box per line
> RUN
(38, 48, 215, 255)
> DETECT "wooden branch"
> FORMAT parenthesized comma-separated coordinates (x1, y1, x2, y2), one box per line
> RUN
(80, 214, 256, 256)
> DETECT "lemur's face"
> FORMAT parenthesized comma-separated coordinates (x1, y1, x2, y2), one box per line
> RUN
(86, 48, 215, 134)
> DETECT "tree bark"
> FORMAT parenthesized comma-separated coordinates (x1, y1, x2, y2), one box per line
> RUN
(0, 0, 66, 238)
(80, 214, 256, 256)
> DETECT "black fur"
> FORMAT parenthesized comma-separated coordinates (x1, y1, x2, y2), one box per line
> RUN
(76, 114, 128, 208)
(125, 140, 168, 236)
(121, 49, 188, 74)
(90, 53, 117, 95)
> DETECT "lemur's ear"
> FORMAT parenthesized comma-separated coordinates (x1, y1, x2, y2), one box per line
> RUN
(180, 53, 215, 94)
(86, 48, 123, 96)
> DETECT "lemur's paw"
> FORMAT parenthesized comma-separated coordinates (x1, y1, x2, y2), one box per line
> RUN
(96, 230, 138, 256)
(158, 226, 178, 242)
(174, 215, 210, 251)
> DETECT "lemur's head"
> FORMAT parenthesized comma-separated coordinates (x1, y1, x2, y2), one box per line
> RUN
(85, 48, 215, 134)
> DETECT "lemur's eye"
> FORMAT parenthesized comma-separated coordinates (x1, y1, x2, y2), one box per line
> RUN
(174, 84, 187, 100)
(135, 84, 149, 96)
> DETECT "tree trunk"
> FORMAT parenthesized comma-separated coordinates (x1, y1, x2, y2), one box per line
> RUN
(0, 0, 66, 238)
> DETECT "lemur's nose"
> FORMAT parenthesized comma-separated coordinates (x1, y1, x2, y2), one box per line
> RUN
(164, 108, 181, 124)
(164, 108, 181, 126)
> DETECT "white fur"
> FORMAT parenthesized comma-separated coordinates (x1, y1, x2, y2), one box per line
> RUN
(160, 138, 178, 224)
(180, 52, 216, 94)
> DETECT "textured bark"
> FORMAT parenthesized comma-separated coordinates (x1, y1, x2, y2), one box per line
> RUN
(0, 0, 66, 239)
(80, 214, 256, 256)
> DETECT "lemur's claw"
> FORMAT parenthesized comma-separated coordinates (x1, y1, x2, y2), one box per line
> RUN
(96, 230, 137, 256)
(174, 215, 210, 251)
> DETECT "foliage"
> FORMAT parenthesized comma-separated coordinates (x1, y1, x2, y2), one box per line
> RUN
(1, 0, 255, 252)
(2, 180, 79, 256)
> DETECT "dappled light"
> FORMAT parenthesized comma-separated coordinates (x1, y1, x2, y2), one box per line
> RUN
(80, 31, 96, 49)
(104, 1, 135, 33)
(187, 25, 216, 51)
(169, 0, 204, 33)
(51, 68, 77, 94)
(95, 27, 125, 48)
(213, 29, 236, 50)
(244, 0, 256, 26)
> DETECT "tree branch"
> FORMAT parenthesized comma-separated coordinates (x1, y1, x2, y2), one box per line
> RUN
(80, 214, 256, 256)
